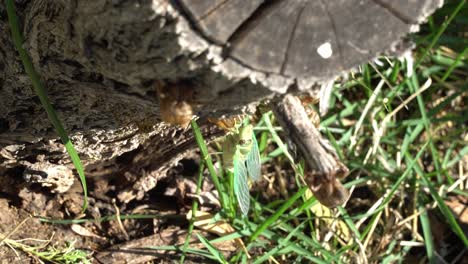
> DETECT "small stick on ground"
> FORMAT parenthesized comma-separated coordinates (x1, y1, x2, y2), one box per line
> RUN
(272, 94, 350, 207)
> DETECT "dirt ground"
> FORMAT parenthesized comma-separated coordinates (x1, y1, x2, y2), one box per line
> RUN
(0, 126, 466, 263)
(0, 154, 214, 263)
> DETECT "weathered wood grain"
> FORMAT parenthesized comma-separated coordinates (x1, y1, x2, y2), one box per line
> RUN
(178, 0, 264, 43)
(176, 0, 443, 79)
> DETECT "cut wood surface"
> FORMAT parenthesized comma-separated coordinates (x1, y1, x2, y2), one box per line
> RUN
(177, 0, 443, 80)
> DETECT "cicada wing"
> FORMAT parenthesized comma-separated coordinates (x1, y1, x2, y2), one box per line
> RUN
(234, 153, 250, 216)
(246, 133, 261, 181)
(221, 134, 236, 170)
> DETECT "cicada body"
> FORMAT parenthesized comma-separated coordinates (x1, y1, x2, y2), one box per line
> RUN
(221, 122, 261, 215)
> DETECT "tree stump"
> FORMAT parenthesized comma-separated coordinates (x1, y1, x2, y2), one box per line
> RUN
(0, 0, 442, 204)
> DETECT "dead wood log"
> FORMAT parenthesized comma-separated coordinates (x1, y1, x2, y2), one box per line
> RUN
(0, 1, 442, 203)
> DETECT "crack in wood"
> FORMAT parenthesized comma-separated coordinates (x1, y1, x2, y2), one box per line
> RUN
(198, 0, 232, 21)
(371, 0, 417, 24)
(320, 0, 345, 70)
(226, 0, 283, 51)
(280, 2, 307, 75)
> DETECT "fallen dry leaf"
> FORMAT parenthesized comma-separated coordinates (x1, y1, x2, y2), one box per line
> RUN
(71, 224, 106, 241)
(445, 195, 468, 225)
(187, 210, 249, 257)
(306, 189, 351, 243)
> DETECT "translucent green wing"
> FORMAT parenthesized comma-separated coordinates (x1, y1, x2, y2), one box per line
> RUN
(233, 152, 250, 216)
(246, 133, 261, 181)
(221, 133, 237, 171)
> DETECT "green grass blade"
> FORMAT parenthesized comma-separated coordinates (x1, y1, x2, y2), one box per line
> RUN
(196, 234, 227, 264)
(441, 46, 467, 81)
(337, 206, 362, 239)
(419, 205, 436, 264)
(39, 213, 170, 224)
(249, 187, 307, 242)
(277, 221, 336, 260)
(407, 75, 443, 183)
(253, 222, 306, 264)
(446, 145, 468, 169)
(415, 0, 466, 67)
(146, 246, 216, 260)
(418, 166, 468, 247)
(404, 149, 468, 247)
(190, 119, 228, 210)
(209, 232, 244, 244)
(351, 142, 429, 220)
(180, 163, 205, 264)
(6, 0, 88, 211)
(263, 112, 295, 164)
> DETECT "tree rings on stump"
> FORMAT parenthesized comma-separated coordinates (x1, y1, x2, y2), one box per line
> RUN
(176, 0, 443, 81)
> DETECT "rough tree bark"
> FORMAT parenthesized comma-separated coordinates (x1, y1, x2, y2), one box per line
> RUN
(0, 0, 442, 204)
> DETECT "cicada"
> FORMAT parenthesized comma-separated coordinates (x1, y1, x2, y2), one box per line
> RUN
(220, 121, 261, 216)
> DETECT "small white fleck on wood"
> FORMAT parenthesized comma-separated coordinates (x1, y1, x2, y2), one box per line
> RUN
(317, 42, 333, 59)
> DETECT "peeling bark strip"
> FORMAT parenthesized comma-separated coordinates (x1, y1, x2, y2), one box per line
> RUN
(272, 95, 349, 207)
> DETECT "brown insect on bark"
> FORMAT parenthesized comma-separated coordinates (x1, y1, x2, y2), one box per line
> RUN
(156, 80, 195, 128)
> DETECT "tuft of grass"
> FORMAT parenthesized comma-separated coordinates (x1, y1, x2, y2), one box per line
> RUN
(0, 218, 91, 264)
(2, 239, 92, 264)
(180, 163, 205, 264)
(191, 119, 230, 214)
